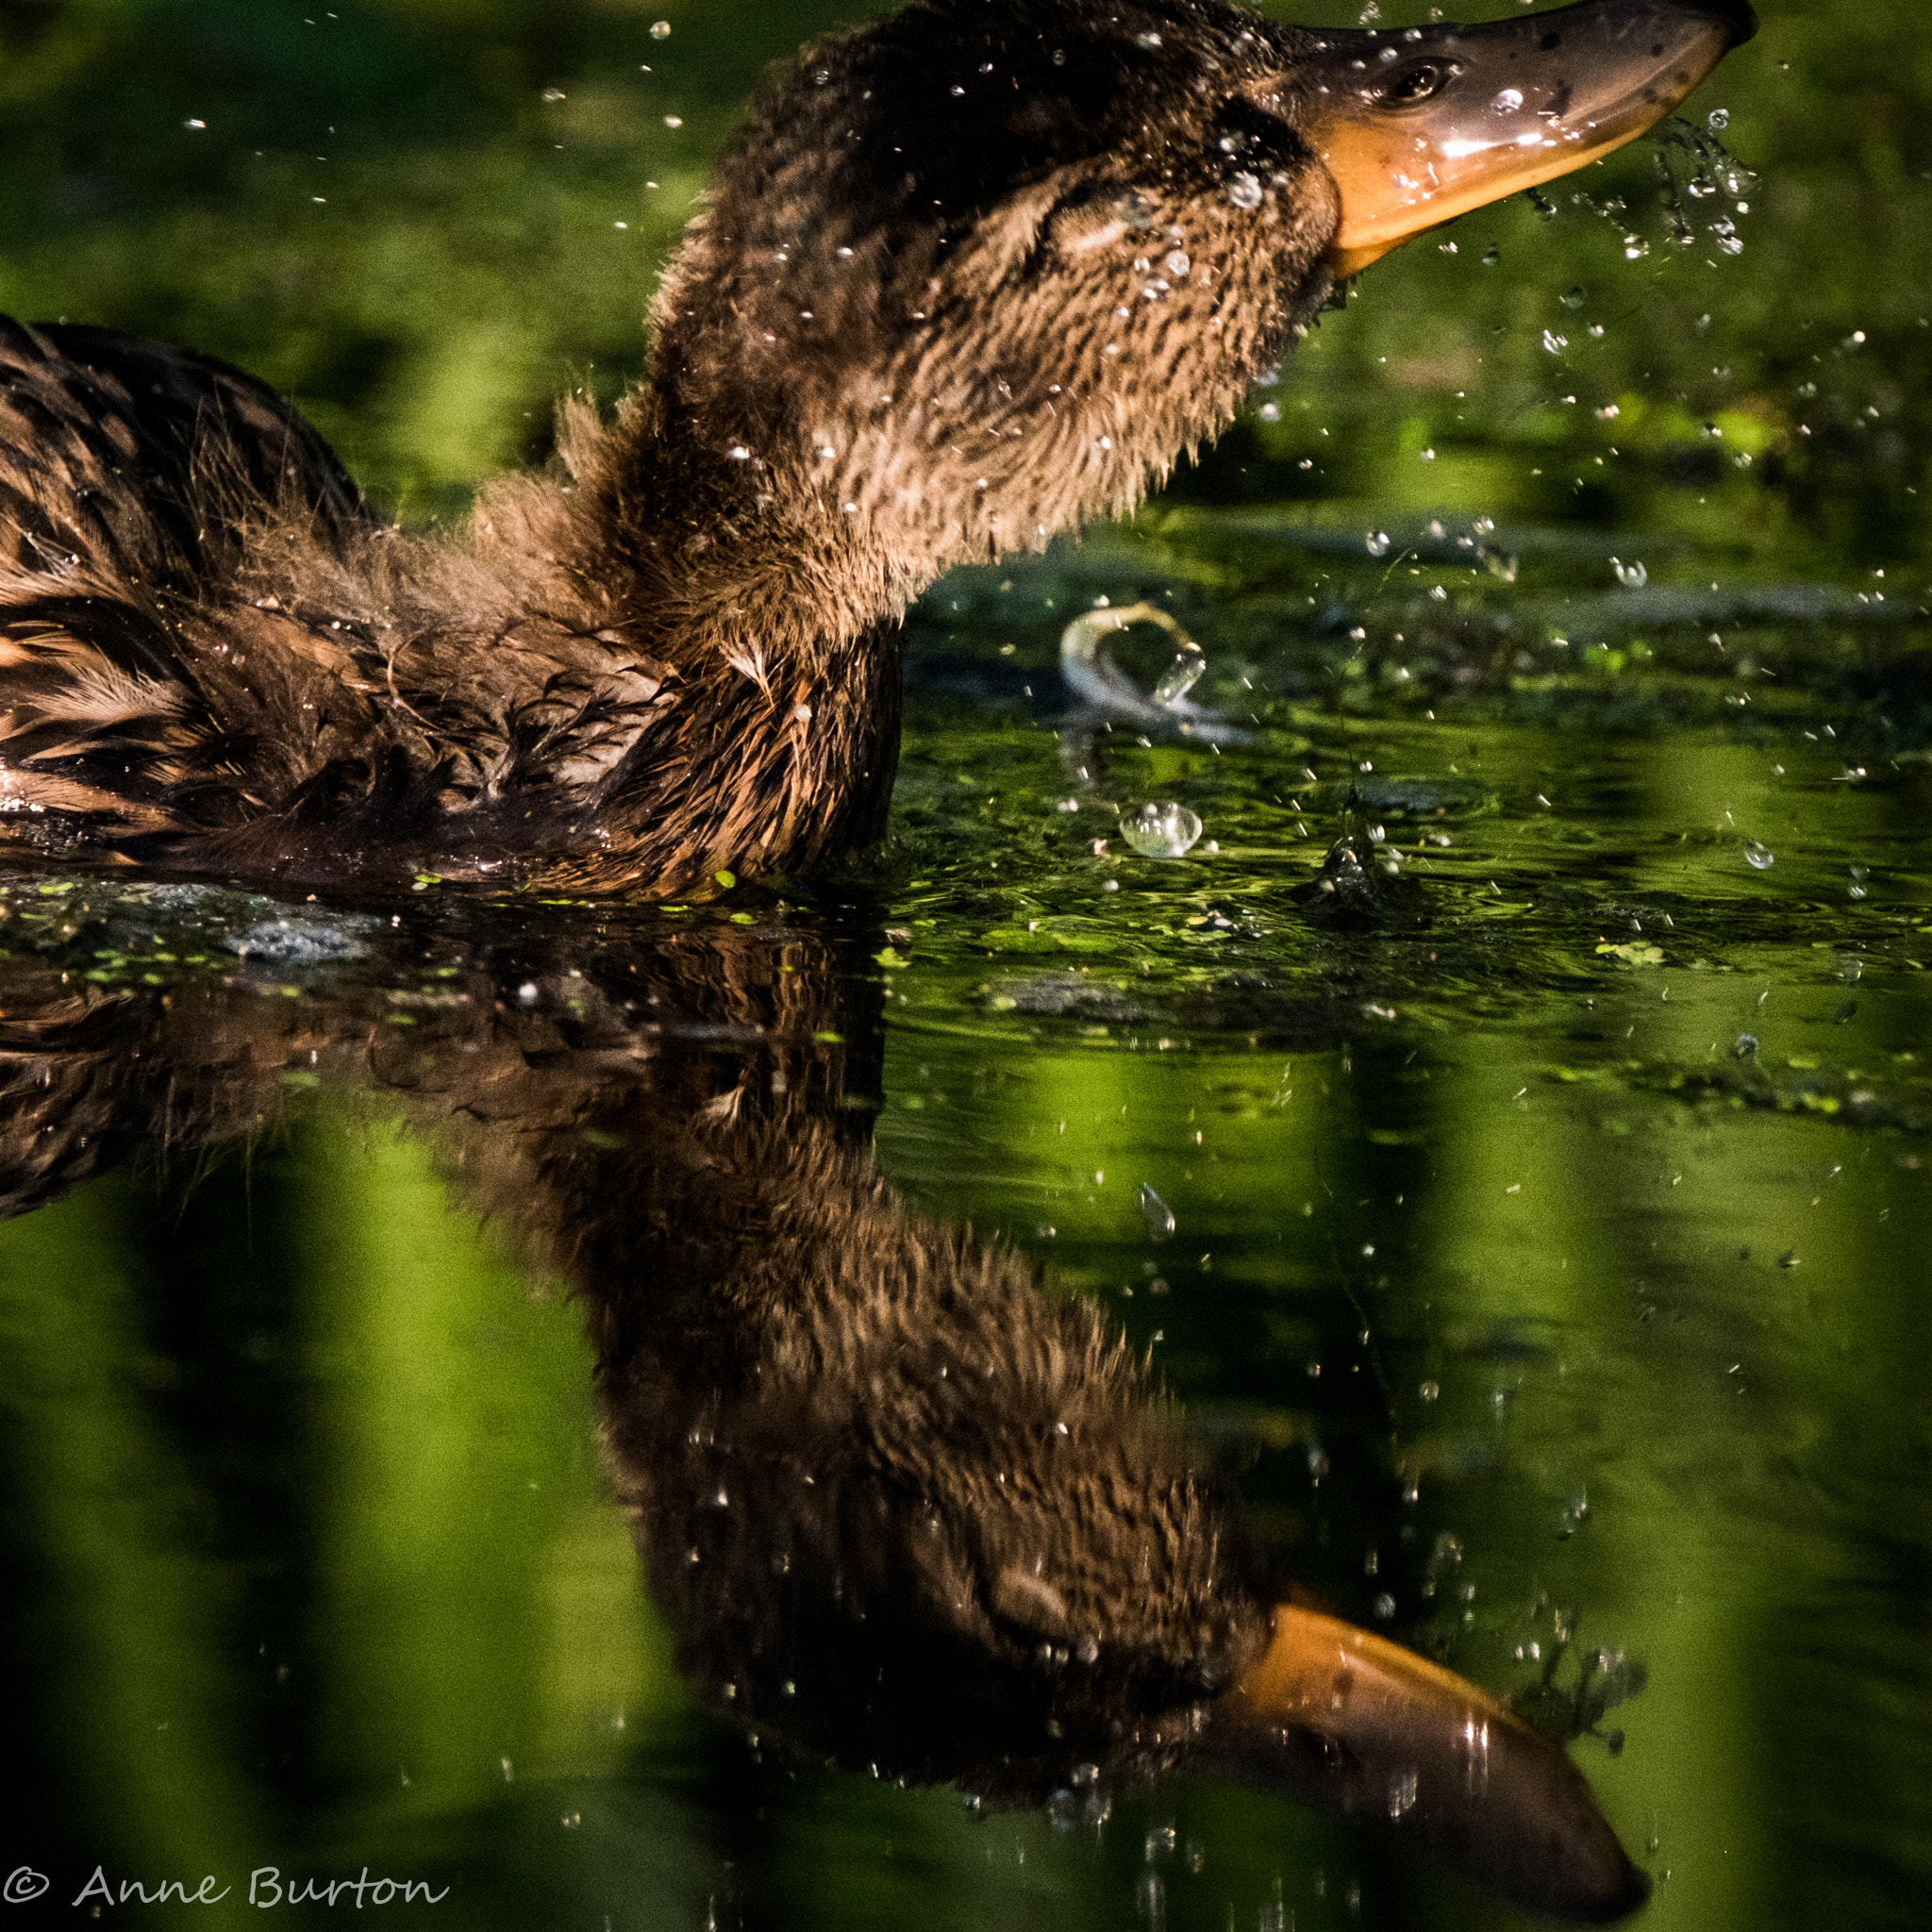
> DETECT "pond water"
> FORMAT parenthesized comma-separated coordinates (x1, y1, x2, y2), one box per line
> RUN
(1, 3, 1927, 1929)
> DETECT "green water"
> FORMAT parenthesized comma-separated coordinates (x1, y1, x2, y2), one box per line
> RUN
(1, 3, 1928, 1928)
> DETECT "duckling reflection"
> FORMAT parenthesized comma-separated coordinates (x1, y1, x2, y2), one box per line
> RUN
(0, 907, 1643, 1920)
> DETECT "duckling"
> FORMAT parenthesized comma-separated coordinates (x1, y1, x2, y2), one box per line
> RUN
(2, 918, 1644, 1918)
(0, 0, 1752, 899)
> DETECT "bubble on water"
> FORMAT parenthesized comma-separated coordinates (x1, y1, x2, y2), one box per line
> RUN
(1137, 1184, 1176, 1241)
(1492, 88, 1524, 113)
(1228, 171, 1264, 210)
(1481, 245, 1500, 267)
(1732, 1033, 1758, 1058)
(1848, 864, 1869, 902)
(1420, 1379, 1440, 1402)
(1112, 191, 1155, 228)
(1121, 802, 1204, 858)
(1257, 400, 1281, 424)
(1373, 1591, 1396, 1620)
(1135, 29, 1163, 48)
(1163, 249, 1190, 277)
(1542, 329, 1568, 355)
(1707, 108, 1730, 130)
(650, 19, 673, 39)
(1144, 1825, 1177, 1864)
(1611, 557, 1648, 589)
(1365, 530, 1392, 557)
(1481, 546, 1518, 583)
(1623, 233, 1650, 260)
(1562, 285, 1587, 308)
(1743, 841, 1774, 870)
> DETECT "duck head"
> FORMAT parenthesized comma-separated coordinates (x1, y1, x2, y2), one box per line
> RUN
(630, 0, 1753, 591)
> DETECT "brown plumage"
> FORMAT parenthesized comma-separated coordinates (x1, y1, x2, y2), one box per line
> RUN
(0, 0, 1752, 900)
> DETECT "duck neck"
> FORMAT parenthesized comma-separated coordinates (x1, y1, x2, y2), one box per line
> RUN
(534, 384, 922, 895)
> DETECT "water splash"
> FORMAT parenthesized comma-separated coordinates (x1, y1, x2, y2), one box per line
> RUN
(1060, 600, 1230, 739)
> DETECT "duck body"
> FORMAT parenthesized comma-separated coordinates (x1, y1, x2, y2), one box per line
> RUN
(0, 0, 1752, 899)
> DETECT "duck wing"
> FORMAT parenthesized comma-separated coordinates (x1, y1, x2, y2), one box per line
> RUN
(0, 317, 379, 846)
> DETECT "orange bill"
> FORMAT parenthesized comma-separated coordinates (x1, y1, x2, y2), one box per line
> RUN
(1208, 1605, 1650, 1923)
(1290, 0, 1757, 275)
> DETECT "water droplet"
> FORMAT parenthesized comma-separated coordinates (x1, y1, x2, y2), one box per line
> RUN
(1365, 530, 1392, 557)
(1373, 1591, 1397, 1620)
(1135, 30, 1163, 49)
(1419, 1379, 1440, 1402)
(650, 19, 673, 39)
(1743, 841, 1774, 871)
(1480, 245, 1500, 267)
(1120, 803, 1203, 858)
(1257, 400, 1281, 423)
(1163, 249, 1191, 278)
(1491, 87, 1524, 114)
(1152, 651, 1206, 706)
(1227, 171, 1264, 211)
(1611, 557, 1648, 589)
(1137, 1184, 1176, 1241)
(1541, 329, 1567, 355)
(1707, 107, 1730, 130)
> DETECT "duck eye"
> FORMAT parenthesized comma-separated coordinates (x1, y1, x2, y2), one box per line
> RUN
(1374, 60, 1455, 108)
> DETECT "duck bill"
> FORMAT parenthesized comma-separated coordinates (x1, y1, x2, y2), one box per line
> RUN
(1297, 0, 1757, 277)
(1208, 1607, 1651, 1924)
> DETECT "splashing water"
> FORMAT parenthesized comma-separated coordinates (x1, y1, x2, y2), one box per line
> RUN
(1648, 116, 1757, 254)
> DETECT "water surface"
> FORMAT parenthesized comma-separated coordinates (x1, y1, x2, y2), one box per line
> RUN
(1, 3, 1927, 1928)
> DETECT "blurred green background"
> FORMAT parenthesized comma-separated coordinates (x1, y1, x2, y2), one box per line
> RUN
(0, 4, 1929, 1930)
